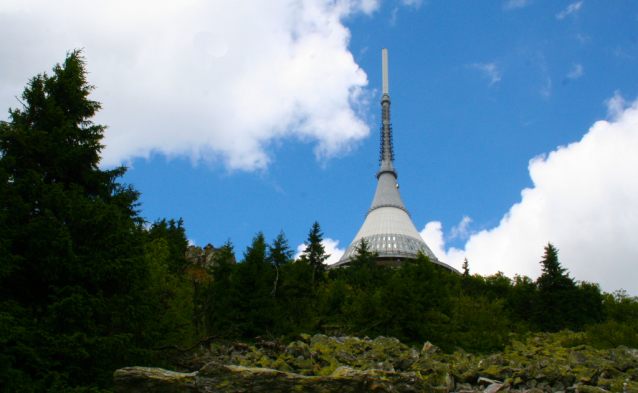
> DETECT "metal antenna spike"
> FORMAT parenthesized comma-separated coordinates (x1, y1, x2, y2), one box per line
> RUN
(382, 48, 389, 96)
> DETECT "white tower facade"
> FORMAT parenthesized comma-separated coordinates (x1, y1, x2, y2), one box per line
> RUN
(333, 49, 458, 273)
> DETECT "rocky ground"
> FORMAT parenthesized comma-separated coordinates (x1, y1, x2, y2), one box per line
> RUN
(114, 331, 638, 392)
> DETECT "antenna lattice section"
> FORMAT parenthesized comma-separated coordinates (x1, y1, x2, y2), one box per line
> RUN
(379, 104, 395, 164)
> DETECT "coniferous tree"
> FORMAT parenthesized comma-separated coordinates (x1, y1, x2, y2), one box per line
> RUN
(234, 232, 276, 337)
(205, 240, 237, 335)
(462, 258, 470, 277)
(347, 239, 380, 289)
(148, 218, 189, 274)
(536, 243, 576, 331)
(303, 222, 329, 284)
(268, 231, 293, 298)
(278, 254, 314, 332)
(0, 50, 155, 391)
(350, 239, 378, 268)
(537, 243, 574, 292)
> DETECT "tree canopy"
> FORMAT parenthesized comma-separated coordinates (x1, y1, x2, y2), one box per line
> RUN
(0, 50, 194, 393)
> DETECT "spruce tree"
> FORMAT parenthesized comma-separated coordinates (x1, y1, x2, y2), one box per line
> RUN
(205, 240, 238, 335)
(303, 221, 329, 284)
(234, 233, 276, 337)
(0, 50, 154, 391)
(536, 243, 576, 331)
(537, 243, 573, 291)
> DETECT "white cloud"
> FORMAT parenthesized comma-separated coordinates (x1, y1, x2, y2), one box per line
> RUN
(606, 90, 626, 121)
(420, 222, 465, 267)
(401, 0, 423, 7)
(423, 94, 638, 295)
(541, 77, 552, 98)
(449, 216, 473, 240)
(470, 63, 502, 86)
(0, 0, 380, 171)
(567, 63, 584, 79)
(295, 238, 345, 265)
(556, 1, 583, 20)
(503, 0, 531, 11)
(390, 7, 399, 26)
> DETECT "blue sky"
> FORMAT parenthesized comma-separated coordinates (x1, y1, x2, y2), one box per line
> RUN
(2, 0, 638, 294)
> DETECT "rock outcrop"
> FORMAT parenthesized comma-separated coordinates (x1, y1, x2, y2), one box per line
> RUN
(114, 331, 638, 392)
(185, 244, 235, 268)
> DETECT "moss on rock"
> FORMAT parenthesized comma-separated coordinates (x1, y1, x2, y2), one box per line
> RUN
(115, 331, 638, 392)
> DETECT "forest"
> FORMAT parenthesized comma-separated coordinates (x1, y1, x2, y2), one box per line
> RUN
(1, 51, 637, 393)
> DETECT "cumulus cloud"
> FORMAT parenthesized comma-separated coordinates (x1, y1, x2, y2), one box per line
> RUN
(567, 63, 584, 79)
(556, 1, 583, 20)
(420, 221, 465, 265)
(422, 94, 638, 295)
(0, 0, 380, 171)
(295, 238, 346, 265)
(470, 63, 502, 86)
(503, 0, 531, 11)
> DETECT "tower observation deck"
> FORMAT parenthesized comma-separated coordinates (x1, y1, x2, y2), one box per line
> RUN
(332, 49, 459, 274)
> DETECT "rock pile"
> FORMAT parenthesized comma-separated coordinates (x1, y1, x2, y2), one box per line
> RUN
(114, 331, 638, 392)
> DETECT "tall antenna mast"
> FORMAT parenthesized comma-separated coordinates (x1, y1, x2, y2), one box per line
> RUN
(379, 48, 395, 174)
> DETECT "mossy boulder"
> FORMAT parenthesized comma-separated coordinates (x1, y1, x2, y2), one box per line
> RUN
(115, 331, 638, 392)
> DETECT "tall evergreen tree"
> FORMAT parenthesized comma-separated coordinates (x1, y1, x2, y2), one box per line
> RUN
(0, 50, 154, 392)
(234, 233, 276, 337)
(537, 243, 574, 292)
(268, 231, 293, 298)
(205, 240, 237, 335)
(303, 222, 329, 284)
(536, 243, 576, 331)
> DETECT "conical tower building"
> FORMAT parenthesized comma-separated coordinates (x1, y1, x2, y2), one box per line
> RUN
(333, 49, 458, 273)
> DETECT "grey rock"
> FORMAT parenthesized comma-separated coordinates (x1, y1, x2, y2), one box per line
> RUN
(484, 383, 506, 393)
(422, 341, 441, 353)
(478, 377, 503, 385)
(113, 362, 428, 393)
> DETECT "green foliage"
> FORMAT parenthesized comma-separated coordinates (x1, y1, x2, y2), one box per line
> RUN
(303, 221, 329, 284)
(268, 231, 293, 299)
(585, 319, 638, 349)
(537, 243, 574, 293)
(534, 243, 605, 332)
(143, 238, 197, 347)
(0, 50, 199, 392)
(204, 240, 239, 335)
(340, 238, 383, 290)
(0, 50, 156, 392)
(461, 257, 469, 277)
(148, 219, 189, 274)
(449, 294, 510, 352)
(603, 290, 638, 326)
